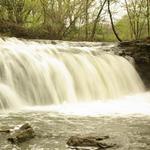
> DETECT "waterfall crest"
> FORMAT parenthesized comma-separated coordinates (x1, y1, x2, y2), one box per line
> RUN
(0, 38, 145, 110)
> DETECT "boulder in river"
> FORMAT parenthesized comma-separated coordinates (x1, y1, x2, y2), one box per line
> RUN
(7, 123, 35, 144)
(67, 135, 115, 149)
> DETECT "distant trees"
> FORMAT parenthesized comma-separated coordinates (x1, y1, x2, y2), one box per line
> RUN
(39, 0, 92, 39)
(0, 0, 149, 41)
(124, 0, 149, 40)
(115, 15, 131, 40)
(0, 0, 35, 25)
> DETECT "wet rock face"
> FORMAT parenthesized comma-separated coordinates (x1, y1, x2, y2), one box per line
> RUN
(118, 41, 150, 89)
(67, 135, 115, 149)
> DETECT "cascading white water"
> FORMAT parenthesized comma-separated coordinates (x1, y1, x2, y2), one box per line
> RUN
(0, 37, 145, 110)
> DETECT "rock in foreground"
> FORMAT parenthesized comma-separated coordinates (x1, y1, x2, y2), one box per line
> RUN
(7, 123, 35, 144)
(67, 135, 115, 149)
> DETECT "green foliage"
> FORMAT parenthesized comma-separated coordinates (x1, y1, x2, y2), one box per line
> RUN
(0, 0, 149, 41)
(115, 15, 132, 40)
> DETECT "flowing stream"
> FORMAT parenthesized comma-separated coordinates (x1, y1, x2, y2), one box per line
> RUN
(0, 37, 150, 150)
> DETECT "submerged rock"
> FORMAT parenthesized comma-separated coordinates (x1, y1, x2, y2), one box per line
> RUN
(7, 123, 35, 144)
(51, 40, 57, 44)
(67, 135, 115, 149)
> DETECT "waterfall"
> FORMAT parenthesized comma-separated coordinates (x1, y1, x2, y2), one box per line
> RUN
(0, 37, 145, 110)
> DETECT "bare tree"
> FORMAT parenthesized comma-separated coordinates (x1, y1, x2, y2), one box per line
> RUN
(124, 0, 146, 40)
(147, 0, 150, 36)
(107, 0, 122, 42)
(91, 0, 107, 40)
(85, 0, 89, 40)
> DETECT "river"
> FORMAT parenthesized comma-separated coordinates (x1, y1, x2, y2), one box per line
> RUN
(0, 37, 150, 150)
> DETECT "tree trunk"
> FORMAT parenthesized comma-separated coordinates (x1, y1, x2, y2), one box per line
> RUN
(147, 0, 150, 36)
(85, 0, 89, 40)
(107, 0, 122, 42)
(91, 0, 107, 41)
(124, 0, 136, 40)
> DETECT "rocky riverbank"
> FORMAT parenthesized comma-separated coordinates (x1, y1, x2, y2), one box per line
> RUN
(118, 38, 150, 89)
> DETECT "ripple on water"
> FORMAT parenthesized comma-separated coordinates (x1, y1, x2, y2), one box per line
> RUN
(0, 110, 150, 149)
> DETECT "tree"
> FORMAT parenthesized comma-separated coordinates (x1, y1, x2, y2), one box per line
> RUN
(124, 0, 147, 40)
(85, 0, 89, 40)
(107, 0, 122, 41)
(91, 0, 107, 40)
(146, 0, 150, 36)
(0, 0, 35, 25)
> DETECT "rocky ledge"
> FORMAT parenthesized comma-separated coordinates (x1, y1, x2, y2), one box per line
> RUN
(118, 38, 150, 89)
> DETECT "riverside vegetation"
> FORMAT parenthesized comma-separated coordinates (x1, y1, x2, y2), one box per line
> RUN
(0, 0, 149, 41)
